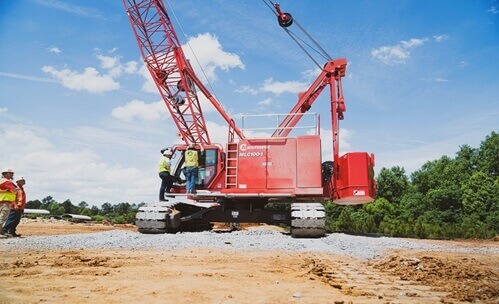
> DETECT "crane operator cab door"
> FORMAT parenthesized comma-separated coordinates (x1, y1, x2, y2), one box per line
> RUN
(170, 147, 221, 192)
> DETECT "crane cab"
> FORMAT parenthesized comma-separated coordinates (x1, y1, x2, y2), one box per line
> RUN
(169, 145, 226, 193)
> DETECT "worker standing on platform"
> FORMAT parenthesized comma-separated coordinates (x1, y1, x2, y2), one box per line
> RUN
(0, 169, 17, 239)
(184, 143, 199, 194)
(2, 176, 26, 237)
(158, 148, 173, 201)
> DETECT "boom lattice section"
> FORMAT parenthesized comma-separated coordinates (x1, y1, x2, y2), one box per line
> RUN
(123, 0, 210, 144)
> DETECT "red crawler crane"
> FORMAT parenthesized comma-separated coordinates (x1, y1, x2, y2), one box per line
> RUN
(123, 0, 376, 237)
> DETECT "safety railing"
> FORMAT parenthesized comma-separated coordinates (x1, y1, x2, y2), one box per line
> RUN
(240, 112, 319, 138)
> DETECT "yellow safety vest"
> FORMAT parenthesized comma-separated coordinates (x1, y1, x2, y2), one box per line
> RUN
(185, 150, 199, 167)
(157, 156, 171, 173)
(0, 178, 16, 203)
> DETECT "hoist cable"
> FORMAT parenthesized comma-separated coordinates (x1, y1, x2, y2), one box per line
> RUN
(283, 27, 322, 69)
(293, 19, 332, 60)
(261, 0, 333, 68)
(286, 28, 330, 62)
(262, 0, 277, 16)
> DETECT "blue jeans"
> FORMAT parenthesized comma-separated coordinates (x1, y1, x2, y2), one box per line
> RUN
(184, 166, 198, 193)
(2, 209, 23, 234)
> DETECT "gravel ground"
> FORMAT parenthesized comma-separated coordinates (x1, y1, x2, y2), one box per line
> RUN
(2, 230, 498, 260)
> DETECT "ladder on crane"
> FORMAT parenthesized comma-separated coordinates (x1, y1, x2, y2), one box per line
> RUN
(225, 142, 239, 189)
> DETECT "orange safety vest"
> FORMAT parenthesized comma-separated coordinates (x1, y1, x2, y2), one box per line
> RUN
(0, 178, 17, 203)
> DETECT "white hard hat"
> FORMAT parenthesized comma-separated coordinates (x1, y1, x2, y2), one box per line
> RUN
(188, 143, 195, 149)
(2, 168, 14, 174)
(15, 176, 25, 182)
(163, 148, 172, 156)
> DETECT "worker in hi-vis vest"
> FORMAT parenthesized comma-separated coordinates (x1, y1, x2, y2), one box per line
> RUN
(184, 143, 199, 194)
(158, 148, 173, 201)
(0, 168, 18, 239)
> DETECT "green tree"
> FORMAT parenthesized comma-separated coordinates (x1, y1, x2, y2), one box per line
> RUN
(80, 208, 92, 217)
(335, 206, 354, 232)
(399, 192, 425, 221)
(113, 202, 132, 214)
(90, 205, 100, 216)
(62, 199, 78, 214)
(48, 201, 64, 215)
(78, 201, 89, 209)
(476, 131, 499, 178)
(461, 172, 495, 219)
(41, 196, 56, 209)
(411, 156, 452, 195)
(364, 198, 394, 226)
(100, 202, 113, 215)
(25, 199, 42, 209)
(376, 166, 410, 205)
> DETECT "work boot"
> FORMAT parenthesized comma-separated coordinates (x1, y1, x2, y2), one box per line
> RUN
(7, 233, 21, 238)
(0, 234, 7, 239)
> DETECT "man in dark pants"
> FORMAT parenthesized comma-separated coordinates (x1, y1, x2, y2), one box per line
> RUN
(2, 176, 25, 237)
(158, 148, 173, 201)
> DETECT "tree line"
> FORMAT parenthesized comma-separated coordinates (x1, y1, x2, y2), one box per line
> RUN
(325, 131, 498, 239)
(26, 131, 497, 239)
(25, 198, 143, 225)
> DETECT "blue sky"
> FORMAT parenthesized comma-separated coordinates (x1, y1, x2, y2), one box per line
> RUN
(1, 0, 498, 206)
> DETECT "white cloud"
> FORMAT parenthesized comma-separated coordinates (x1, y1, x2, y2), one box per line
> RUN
(0, 72, 58, 83)
(257, 98, 272, 106)
(111, 100, 166, 122)
(0, 124, 52, 152)
(136, 33, 243, 98)
(96, 54, 138, 78)
(41, 66, 120, 93)
(182, 33, 245, 82)
(34, 0, 104, 19)
(488, 6, 498, 14)
(372, 37, 429, 64)
(261, 78, 309, 95)
(108, 47, 119, 54)
(125, 61, 138, 74)
(0, 120, 161, 205)
(48, 46, 61, 54)
(196, 90, 217, 113)
(206, 120, 230, 145)
(96, 54, 118, 70)
(301, 68, 322, 81)
(459, 61, 469, 68)
(138, 64, 157, 94)
(313, 128, 352, 161)
(235, 85, 259, 95)
(0, 108, 8, 114)
(420, 77, 450, 82)
(433, 34, 449, 42)
(400, 38, 428, 48)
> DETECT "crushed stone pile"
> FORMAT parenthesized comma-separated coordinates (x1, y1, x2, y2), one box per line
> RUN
(2, 230, 498, 260)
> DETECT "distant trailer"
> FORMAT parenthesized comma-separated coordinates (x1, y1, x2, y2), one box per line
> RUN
(23, 209, 50, 215)
(62, 214, 92, 222)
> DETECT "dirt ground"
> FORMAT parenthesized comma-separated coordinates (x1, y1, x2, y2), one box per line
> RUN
(0, 221, 498, 304)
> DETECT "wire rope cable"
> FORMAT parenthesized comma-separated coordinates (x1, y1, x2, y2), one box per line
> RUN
(261, 0, 333, 69)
